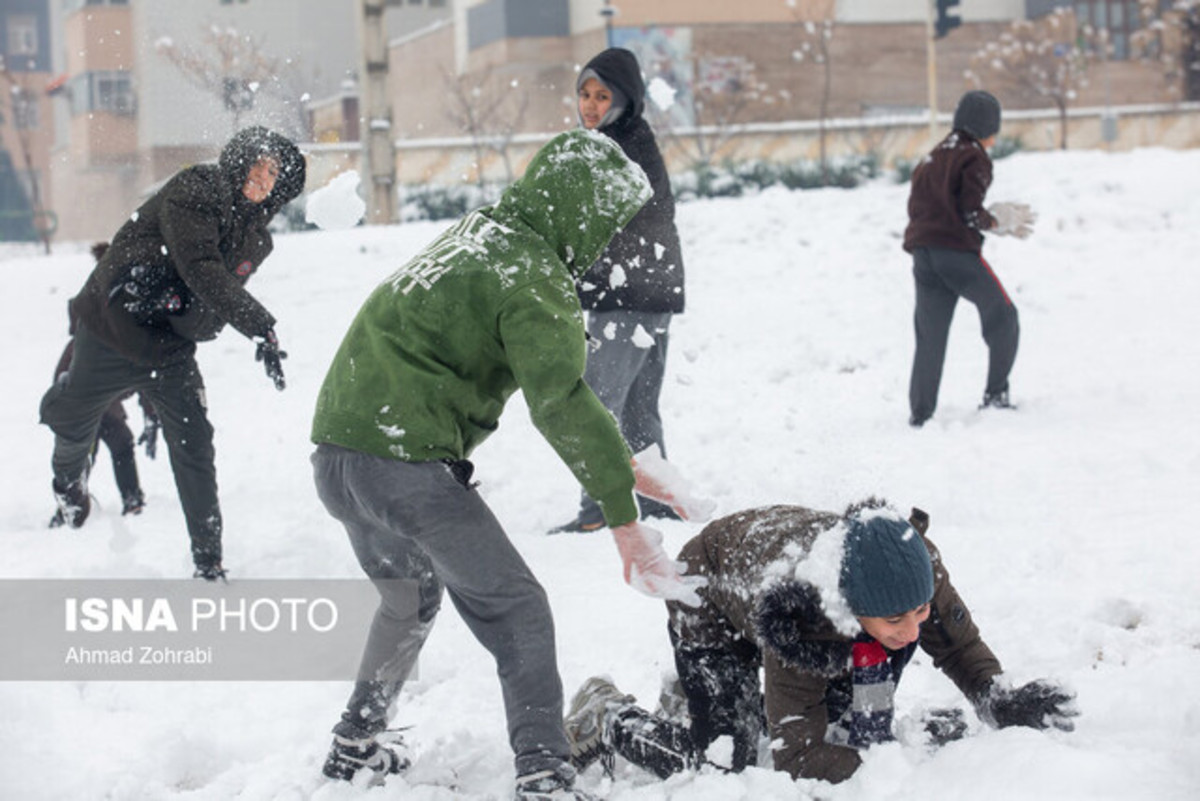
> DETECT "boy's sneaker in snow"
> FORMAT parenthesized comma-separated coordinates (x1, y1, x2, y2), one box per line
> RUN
(193, 562, 227, 582)
(122, 490, 146, 516)
(322, 733, 411, 783)
(514, 762, 596, 801)
(51, 476, 91, 528)
(979, 390, 1017, 411)
(564, 676, 636, 771)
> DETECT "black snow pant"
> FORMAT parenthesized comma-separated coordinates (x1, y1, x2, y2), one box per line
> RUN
(908, 246, 1020, 422)
(603, 626, 765, 779)
(40, 324, 221, 569)
(95, 402, 142, 505)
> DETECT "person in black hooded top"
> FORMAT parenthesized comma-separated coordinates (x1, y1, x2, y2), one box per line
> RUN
(39, 126, 305, 579)
(552, 47, 688, 533)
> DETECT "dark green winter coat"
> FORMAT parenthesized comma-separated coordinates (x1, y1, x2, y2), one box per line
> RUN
(668, 505, 1003, 783)
(71, 127, 306, 366)
(311, 129, 652, 527)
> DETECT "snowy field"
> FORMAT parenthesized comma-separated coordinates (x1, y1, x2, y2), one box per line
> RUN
(2, 147, 1199, 800)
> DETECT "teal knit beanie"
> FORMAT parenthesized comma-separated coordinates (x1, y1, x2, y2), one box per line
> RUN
(840, 513, 934, 618)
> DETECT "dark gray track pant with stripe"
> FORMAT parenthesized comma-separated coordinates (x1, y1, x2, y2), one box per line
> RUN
(908, 246, 1019, 422)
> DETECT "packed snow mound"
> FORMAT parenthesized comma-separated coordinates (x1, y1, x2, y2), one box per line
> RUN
(304, 170, 365, 230)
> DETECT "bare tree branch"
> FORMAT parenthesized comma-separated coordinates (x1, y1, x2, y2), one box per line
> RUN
(965, 9, 1103, 149)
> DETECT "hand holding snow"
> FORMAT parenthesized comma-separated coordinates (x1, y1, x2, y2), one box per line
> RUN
(988, 201, 1037, 239)
(611, 521, 706, 606)
(633, 447, 717, 523)
(305, 171, 365, 231)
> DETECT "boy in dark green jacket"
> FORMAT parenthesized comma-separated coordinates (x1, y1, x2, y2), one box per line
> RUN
(310, 129, 706, 800)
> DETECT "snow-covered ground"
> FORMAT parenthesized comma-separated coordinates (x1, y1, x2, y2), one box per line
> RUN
(2, 147, 1199, 800)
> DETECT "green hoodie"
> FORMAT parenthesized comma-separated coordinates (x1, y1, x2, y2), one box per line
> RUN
(312, 130, 652, 526)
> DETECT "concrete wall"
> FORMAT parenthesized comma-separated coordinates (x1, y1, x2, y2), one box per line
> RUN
(302, 103, 1200, 193)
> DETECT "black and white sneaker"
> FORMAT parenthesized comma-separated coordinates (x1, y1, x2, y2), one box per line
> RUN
(122, 490, 146, 516)
(514, 762, 596, 800)
(980, 390, 1017, 411)
(322, 733, 411, 783)
(193, 563, 227, 582)
(564, 676, 635, 772)
(51, 476, 91, 528)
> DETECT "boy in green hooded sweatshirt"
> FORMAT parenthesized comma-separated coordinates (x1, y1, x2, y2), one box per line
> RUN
(310, 129, 709, 800)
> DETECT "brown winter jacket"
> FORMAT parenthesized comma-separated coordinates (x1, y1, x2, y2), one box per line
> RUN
(903, 131, 998, 254)
(667, 505, 1002, 783)
(70, 127, 305, 367)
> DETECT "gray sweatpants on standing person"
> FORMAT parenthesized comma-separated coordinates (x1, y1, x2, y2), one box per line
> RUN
(39, 324, 221, 567)
(311, 442, 570, 777)
(909, 246, 1020, 423)
(577, 310, 672, 521)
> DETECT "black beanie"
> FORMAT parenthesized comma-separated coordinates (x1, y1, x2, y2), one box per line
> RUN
(953, 90, 1002, 141)
(839, 513, 934, 618)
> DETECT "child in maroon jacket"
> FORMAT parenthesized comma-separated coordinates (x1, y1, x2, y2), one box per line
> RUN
(902, 90, 1036, 427)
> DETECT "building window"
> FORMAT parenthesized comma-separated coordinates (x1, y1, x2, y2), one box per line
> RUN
(68, 70, 136, 116)
(1074, 1, 1142, 59)
(63, 0, 130, 12)
(12, 88, 39, 129)
(7, 15, 38, 56)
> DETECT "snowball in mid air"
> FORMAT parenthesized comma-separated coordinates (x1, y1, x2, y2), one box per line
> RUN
(305, 171, 366, 230)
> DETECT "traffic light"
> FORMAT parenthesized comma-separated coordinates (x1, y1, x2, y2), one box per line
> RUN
(935, 0, 962, 39)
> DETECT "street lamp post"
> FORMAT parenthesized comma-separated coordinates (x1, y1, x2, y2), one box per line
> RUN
(600, 1, 616, 48)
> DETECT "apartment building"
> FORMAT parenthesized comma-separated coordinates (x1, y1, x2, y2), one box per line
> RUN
(1, 0, 54, 243)
(10, 1, 1185, 240)
(387, 0, 1170, 142)
(47, 0, 365, 241)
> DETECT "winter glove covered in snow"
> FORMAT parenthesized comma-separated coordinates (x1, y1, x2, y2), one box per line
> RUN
(137, 410, 160, 460)
(612, 521, 707, 606)
(254, 329, 287, 391)
(988, 201, 1037, 239)
(977, 678, 1077, 731)
(922, 708, 969, 746)
(632, 448, 716, 523)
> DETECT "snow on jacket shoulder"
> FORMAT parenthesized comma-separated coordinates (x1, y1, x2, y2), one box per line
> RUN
(903, 131, 997, 254)
(668, 505, 1003, 783)
(70, 127, 305, 366)
(311, 129, 652, 527)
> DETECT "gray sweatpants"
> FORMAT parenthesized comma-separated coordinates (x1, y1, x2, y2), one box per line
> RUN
(39, 324, 220, 568)
(311, 443, 569, 776)
(579, 310, 672, 520)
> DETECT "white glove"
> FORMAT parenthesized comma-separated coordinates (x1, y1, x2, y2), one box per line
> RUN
(631, 448, 717, 523)
(611, 521, 707, 606)
(988, 201, 1037, 239)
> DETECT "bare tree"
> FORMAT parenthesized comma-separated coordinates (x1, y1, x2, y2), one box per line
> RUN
(442, 66, 530, 189)
(787, 5, 836, 185)
(650, 54, 770, 171)
(965, 8, 1104, 149)
(155, 25, 310, 138)
(0, 56, 52, 252)
(1132, 0, 1200, 101)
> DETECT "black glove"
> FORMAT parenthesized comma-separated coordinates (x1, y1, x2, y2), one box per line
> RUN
(254, 329, 287, 391)
(979, 679, 1078, 732)
(923, 707, 969, 746)
(137, 411, 161, 460)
